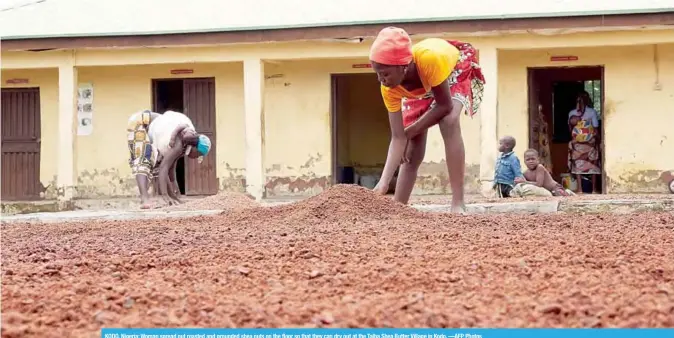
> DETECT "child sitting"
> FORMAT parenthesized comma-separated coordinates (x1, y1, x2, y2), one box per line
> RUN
(493, 136, 524, 198)
(513, 149, 575, 197)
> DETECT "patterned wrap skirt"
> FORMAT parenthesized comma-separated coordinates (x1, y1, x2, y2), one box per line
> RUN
(401, 40, 486, 128)
(127, 110, 157, 179)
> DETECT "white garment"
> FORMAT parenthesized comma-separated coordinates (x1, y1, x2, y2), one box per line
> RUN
(568, 107, 599, 128)
(148, 110, 196, 155)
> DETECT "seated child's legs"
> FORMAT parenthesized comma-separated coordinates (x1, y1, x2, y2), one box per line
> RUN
(512, 183, 552, 197)
(552, 187, 576, 196)
(494, 183, 513, 198)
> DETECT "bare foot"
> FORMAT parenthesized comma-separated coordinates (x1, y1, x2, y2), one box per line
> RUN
(450, 203, 466, 214)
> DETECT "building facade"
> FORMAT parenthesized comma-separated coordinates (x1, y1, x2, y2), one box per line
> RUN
(2, 1, 674, 202)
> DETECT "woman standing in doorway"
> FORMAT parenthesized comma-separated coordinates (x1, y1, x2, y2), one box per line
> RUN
(568, 90, 601, 193)
(368, 27, 485, 212)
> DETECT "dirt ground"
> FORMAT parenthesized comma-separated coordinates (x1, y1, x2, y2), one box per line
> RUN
(2, 185, 673, 337)
(165, 192, 259, 211)
(414, 193, 674, 205)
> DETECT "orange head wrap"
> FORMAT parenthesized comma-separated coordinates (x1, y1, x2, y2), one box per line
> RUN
(369, 27, 413, 66)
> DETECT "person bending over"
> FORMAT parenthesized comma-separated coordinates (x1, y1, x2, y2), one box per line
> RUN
(154, 133, 210, 206)
(368, 27, 485, 213)
(149, 110, 212, 206)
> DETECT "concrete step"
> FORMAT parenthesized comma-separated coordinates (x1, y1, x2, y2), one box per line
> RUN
(2, 198, 672, 224)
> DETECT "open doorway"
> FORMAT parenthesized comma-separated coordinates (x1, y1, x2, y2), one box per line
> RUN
(154, 79, 184, 113)
(152, 79, 186, 194)
(528, 66, 605, 194)
(330, 73, 396, 192)
(152, 77, 218, 196)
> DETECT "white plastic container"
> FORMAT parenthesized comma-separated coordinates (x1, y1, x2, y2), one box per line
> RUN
(359, 175, 379, 189)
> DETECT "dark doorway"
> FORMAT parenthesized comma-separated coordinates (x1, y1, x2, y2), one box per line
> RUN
(330, 73, 396, 193)
(152, 79, 186, 194)
(552, 81, 586, 143)
(152, 78, 218, 196)
(528, 66, 605, 194)
(1, 88, 42, 201)
(154, 79, 184, 114)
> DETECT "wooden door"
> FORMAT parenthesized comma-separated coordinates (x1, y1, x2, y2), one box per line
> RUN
(1, 88, 42, 201)
(151, 80, 161, 114)
(182, 78, 218, 195)
(330, 75, 340, 185)
(527, 69, 542, 150)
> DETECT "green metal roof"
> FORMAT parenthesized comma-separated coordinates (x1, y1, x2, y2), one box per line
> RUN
(1, 0, 673, 40)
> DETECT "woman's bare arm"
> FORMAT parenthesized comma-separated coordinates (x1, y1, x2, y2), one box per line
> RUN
(158, 139, 186, 205)
(376, 112, 407, 191)
(404, 79, 453, 139)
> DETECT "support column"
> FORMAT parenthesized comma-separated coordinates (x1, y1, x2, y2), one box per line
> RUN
(57, 61, 77, 203)
(477, 46, 499, 196)
(243, 59, 265, 200)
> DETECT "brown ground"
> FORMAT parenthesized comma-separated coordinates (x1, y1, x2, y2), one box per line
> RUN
(2, 185, 673, 337)
(414, 193, 674, 205)
(165, 192, 259, 211)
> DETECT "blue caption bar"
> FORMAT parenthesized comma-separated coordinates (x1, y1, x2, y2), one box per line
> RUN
(102, 328, 674, 338)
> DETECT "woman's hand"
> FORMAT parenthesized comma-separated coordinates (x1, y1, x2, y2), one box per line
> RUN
(373, 180, 389, 195)
(171, 193, 183, 204)
(162, 194, 179, 206)
(377, 111, 406, 196)
(404, 124, 417, 140)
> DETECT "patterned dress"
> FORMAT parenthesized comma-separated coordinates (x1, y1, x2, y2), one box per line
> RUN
(126, 110, 158, 179)
(568, 109, 601, 175)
